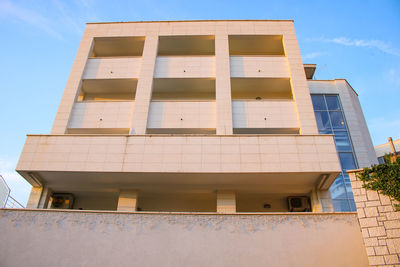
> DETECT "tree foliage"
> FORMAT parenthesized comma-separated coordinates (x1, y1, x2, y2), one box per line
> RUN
(357, 156, 400, 202)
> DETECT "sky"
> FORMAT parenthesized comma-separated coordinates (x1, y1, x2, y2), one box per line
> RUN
(0, 0, 399, 205)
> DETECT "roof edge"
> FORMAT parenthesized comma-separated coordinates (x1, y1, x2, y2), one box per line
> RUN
(86, 19, 294, 25)
(309, 79, 358, 96)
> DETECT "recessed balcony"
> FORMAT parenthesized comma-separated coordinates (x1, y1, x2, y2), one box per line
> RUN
(91, 36, 145, 57)
(228, 35, 285, 56)
(158, 35, 215, 56)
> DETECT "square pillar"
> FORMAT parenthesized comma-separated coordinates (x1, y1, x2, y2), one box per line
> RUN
(26, 186, 52, 209)
(217, 191, 236, 213)
(215, 32, 233, 135)
(117, 190, 139, 212)
(130, 34, 158, 134)
(310, 188, 322, 212)
(318, 189, 334, 212)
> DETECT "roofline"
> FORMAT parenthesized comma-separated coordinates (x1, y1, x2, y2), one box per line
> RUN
(308, 78, 358, 96)
(86, 19, 294, 25)
(375, 138, 400, 148)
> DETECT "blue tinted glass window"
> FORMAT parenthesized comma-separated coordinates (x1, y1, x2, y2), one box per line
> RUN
(314, 111, 331, 132)
(332, 199, 351, 212)
(326, 95, 341, 110)
(339, 152, 356, 171)
(330, 176, 347, 199)
(311, 95, 326, 110)
(334, 131, 352, 151)
(329, 111, 346, 130)
(348, 199, 357, 211)
(343, 174, 354, 198)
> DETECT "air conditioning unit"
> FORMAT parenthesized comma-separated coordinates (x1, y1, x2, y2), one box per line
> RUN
(49, 193, 74, 209)
(287, 196, 311, 212)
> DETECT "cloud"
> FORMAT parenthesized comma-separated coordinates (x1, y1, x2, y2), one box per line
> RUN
(311, 37, 400, 57)
(0, 0, 63, 39)
(0, 156, 31, 206)
(302, 51, 326, 60)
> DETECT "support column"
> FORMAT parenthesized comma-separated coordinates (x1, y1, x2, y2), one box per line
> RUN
(217, 191, 236, 213)
(215, 31, 233, 135)
(310, 188, 322, 212)
(117, 190, 139, 212)
(318, 189, 334, 212)
(130, 34, 159, 134)
(26, 186, 52, 209)
(26, 187, 43, 209)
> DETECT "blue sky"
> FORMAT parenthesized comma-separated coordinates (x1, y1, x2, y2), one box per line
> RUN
(0, 0, 399, 205)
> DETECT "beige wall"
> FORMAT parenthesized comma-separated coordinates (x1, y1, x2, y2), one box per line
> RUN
(0, 209, 369, 267)
(68, 101, 134, 129)
(232, 100, 298, 128)
(147, 101, 216, 129)
(82, 57, 141, 79)
(230, 56, 289, 78)
(17, 134, 340, 174)
(154, 56, 216, 78)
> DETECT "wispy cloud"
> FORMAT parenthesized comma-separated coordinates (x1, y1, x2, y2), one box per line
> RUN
(302, 51, 326, 60)
(0, 0, 63, 39)
(310, 37, 400, 57)
(386, 68, 400, 88)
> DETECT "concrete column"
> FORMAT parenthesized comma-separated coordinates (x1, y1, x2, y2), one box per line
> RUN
(215, 31, 233, 135)
(130, 34, 158, 134)
(26, 187, 43, 209)
(26, 186, 52, 209)
(318, 189, 334, 212)
(310, 188, 322, 212)
(217, 191, 236, 213)
(117, 190, 139, 211)
(283, 27, 318, 135)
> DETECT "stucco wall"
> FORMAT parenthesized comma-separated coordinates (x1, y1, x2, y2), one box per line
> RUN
(0, 209, 368, 267)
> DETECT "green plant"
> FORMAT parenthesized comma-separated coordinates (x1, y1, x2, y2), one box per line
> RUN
(357, 156, 400, 210)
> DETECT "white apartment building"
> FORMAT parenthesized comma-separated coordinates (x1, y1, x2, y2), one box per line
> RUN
(1, 20, 380, 266)
(15, 20, 377, 213)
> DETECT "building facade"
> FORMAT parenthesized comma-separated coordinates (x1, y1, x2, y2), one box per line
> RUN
(375, 138, 400, 163)
(16, 20, 376, 213)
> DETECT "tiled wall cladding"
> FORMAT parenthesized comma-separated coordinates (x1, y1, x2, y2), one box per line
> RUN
(17, 135, 341, 173)
(230, 56, 289, 78)
(68, 102, 134, 129)
(232, 101, 298, 128)
(147, 101, 216, 128)
(82, 58, 142, 79)
(154, 56, 216, 78)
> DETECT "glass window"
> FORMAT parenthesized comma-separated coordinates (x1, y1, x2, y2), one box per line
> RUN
(339, 152, 356, 171)
(314, 111, 331, 132)
(330, 176, 347, 199)
(334, 131, 352, 151)
(332, 199, 351, 212)
(329, 111, 346, 130)
(325, 95, 341, 110)
(348, 199, 357, 211)
(311, 95, 326, 110)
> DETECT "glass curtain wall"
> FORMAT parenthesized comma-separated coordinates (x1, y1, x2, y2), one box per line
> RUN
(311, 94, 357, 211)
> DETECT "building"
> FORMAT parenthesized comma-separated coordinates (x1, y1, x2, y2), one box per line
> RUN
(2, 20, 376, 266)
(375, 138, 400, 163)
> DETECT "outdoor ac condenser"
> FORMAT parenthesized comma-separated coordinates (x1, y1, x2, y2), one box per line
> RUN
(287, 196, 311, 212)
(49, 193, 74, 209)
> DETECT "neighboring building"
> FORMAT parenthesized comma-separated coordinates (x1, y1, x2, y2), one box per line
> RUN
(375, 138, 400, 163)
(2, 19, 377, 266)
(0, 175, 10, 208)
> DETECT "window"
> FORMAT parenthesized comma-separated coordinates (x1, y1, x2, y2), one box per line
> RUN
(311, 94, 358, 212)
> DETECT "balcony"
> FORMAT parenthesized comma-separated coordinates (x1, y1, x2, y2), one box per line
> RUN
(147, 78, 216, 134)
(230, 56, 289, 78)
(154, 56, 215, 78)
(83, 57, 141, 79)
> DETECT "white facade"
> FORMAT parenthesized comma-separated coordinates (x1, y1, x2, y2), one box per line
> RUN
(15, 20, 376, 213)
